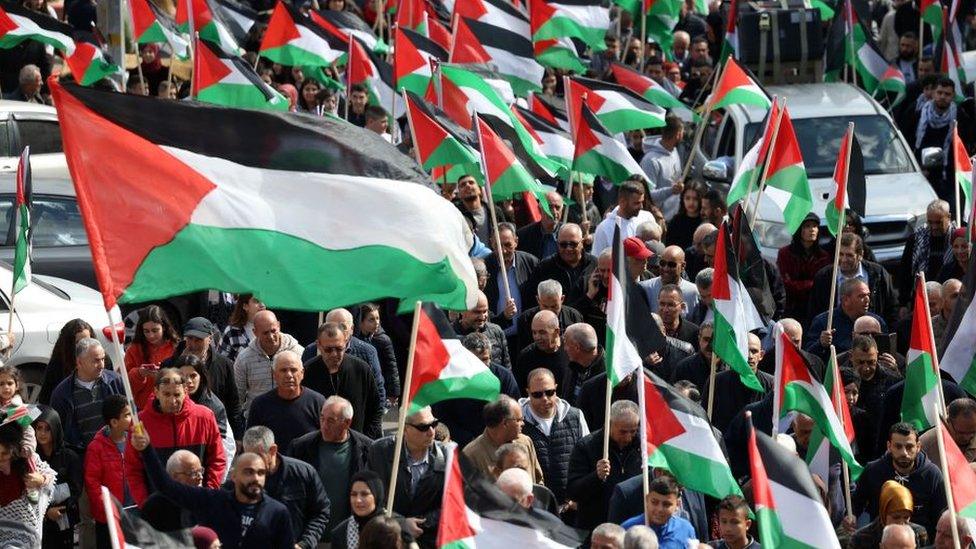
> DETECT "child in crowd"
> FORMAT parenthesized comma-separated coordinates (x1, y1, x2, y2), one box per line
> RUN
(84, 394, 133, 549)
(709, 495, 759, 549)
(0, 420, 55, 547)
(622, 476, 696, 548)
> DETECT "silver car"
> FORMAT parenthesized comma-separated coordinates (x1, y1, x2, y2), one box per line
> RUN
(702, 82, 938, 266)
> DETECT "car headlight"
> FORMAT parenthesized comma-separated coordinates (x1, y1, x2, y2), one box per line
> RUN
(752, 219, 793, 250)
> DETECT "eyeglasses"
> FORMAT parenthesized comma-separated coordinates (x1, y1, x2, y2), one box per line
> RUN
(530, 389, 557, 399)
(321, 346, 345, 354)
(558, 241, 581, 248)
(659, 260, 679, 269)
(178, 469, 204, 479)
(408, 420, 440, 431)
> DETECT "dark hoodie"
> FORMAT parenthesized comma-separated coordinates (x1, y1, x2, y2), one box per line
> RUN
(851, 450, 946, 538)
(776, 211, 831, 321)
(34, 405, 82, 547)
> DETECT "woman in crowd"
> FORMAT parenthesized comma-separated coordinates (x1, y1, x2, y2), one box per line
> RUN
(849, 480, 927, 549)
(665, 182, 705, 249)
(298, 79, 322, 113)
(0, 422, 55, 548)
(174, 354, 235, 472)
(356, 303, 400, 406)
(938, 227, 971, 282)
(38, 319, 95, 405)
(33, 406, 81, 549)
(777, 212, 831, 322)
(125, 305, 178, 409)
(218, 293, 266, 362)
(330, 470, 395, 549)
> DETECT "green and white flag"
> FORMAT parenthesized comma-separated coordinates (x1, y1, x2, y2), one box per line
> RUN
(606, 225, 643, 386)
(12, 146, 31, 295)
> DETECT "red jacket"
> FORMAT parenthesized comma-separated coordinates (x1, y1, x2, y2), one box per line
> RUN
(85, 429, 126, 523)
(777, 243, 831, 319)
(125, 398, 226, 506)
(124, 341, 176, 409)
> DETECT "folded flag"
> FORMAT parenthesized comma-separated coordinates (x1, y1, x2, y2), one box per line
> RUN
(11, 145, 30, 296)
(825, 123, 866, 236)
(211, 0, 257, 44)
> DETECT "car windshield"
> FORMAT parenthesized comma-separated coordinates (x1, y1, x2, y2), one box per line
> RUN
(744, 114, 915, 178)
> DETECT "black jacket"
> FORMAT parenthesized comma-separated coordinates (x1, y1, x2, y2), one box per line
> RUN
(703, 369, 775, 433)
(514, 305, 584, 353)
(852, 451, 947, 538)
(808, 260, 898, 325)
(263, 456, 332, 549)
(514, 343, 570, 391)
(484, 251, 539, 321)
(517, 221, 559, 260)
(302, 355, 383, 439)
(562, 347, 606, 406)
(525, 253, 597, 308)
(367, 437, 448, 549)
(357, 327, 400, 399)
(286, 428, 373, 477)
(566, 429, 642, 530)
(874, 378, 967, 457)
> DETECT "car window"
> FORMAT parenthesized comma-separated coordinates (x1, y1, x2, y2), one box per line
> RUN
(0, 196, 87, 247)
(715, 117, 737, 158)
(15, 119, 62, 155)
(0, 121, 10, 156)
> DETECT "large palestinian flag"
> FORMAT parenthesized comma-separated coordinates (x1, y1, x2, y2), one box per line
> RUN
(0, 2, 74, 54)
(530, 0, 608, 52)
(65, 42, 119, 87)
(706, 58, 771, 110)
(566, 76, 666, 133)
(408, 304, 500, 412)
(902, 274, 942, 431)
(749, 421, 842, 548)
(260, 1, 341, 68)
(712, 221, 764, 391)
(572, 102, 645, 184)
(403, 91, 480, 171)
(51, 80, 479, 312)
(942, 289, 976, 394)
(642, 371, 742, 499)
(450, 16, 544, 97)
(773, 325, 862, 479)
(193, 39, 288, 111)
(176, 0, 241, 55)
(129, 0, 190, 59)
(534, 35, 587, 73)
(395, 26, 447, 96)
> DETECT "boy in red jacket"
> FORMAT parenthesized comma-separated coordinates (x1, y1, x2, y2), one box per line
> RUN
(84, 394, 132, 549)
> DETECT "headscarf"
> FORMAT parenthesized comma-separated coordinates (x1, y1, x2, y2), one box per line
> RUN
(278, 83, 298, 111)
(346, 470, 386, 548)
(140, 44, 163, 74)
(192, 526, 219, 549)
(32, 405, 64, 461)
(879, 479, 914, 522)
(915, 99, 956, 157)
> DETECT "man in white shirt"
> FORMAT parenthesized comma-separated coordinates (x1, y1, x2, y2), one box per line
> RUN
(592, 179, 659, 254)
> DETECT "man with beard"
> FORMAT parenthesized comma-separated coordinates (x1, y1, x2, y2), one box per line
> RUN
(130, 431, 294, 547)
(853, 422, 947, 538)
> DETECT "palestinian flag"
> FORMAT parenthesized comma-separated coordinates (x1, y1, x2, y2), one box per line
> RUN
(706, 58, 771, 110)
(453, 0, 531, 37)
(712, 222, 764, 392)
(902, 274, 942, 431)
(755, 104, 813, 234)
(825, 0, 906, 103)
(571, 102, 645, 184)
(408, 304, 500, 412)
(806, 346, 858, 485)
(475, 115, 549, 202)
(922, 0, 944, 43)
(11, 146, 30, 296)
(727, 101, 776, 207)
(99, 486, 194, 548)
(193, 39, 288, 111)
(51, 80, 479, 312)
(481, 114, 563, 189)
(825, 123, 866, 236)
(260, 1, 341, 68)
(606, 225, 644, 386)
(773, 326, 862, 479)
(395, 26, 447, 96)
(396, 0, 428, 33)
(314, 9, 389, 54)
(942, 289, 976, 393)
(730, 205, 777, 322)
(641, 371, 742, 499)
(65, 42, 119, 87)
(211, 0, 257, 44)
(513, 105, 573, 168)
(954, 123, 973, 222)
(348, 37, 405, 118)
(534, 36, 587, 74)
(176, 0, 241, 55)
(427, 12, 453, 51)
(613, 0, 682, 56)
(450, 16, 544, 97)
(609, 62, 685, 112)
(0, 403, 40, 429)
(0, 2, 75, 54)
(530, 0, 608, 52)
(941, 422, 976, 536)
(129, 0, 190, 59)
(403, 91, 480, 171)
(748, 421, 843, 549)
(719, 0, 738, 63)
(567, 76, 666, 133)
(437, 445, 584, 548)
(941, 25, 968, 102)
(529, 92, 569, 132)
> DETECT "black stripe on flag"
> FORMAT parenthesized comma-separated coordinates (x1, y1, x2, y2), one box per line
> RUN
(570, 75, 666, 117)
(405, 91, 478, 148)
(199, 39, 280, 104)
(400, 25, 448, 62)
(754, 427, 825, 501)
(460, 16, 535, 58)
(59, 83, 427, 182)
(421, 302, 462, 340)
(847, 133, 866, 219)
(2, 1, 76, 36)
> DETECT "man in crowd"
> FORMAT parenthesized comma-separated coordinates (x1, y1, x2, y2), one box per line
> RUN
(526, 224, 596, 306)
(247, 351, 325, 452)
(655, 285, 699, 350)
(620, 476, 695, 546)
(301, 322, 383, 439)
(806, 279, 887, 359)
(486, 222, 538, 330)
(5, 64, 46, 103)
(672, 321, 714, 388)
(51, 338, 125, 452)
(639, 115, 685, 220)
(240, 426, 331, 549)
(364, 105, 390, 140)
(345, 84, 369, 127)
(464, 396, 545, 483)
(562, 323, 605, 406)
(301, 308, 385, 405)
(515, 279, 584, 351)
(700, 190, 728, 227)
(709, 495, 760, 549)
(454, 290, 512, 369)
(515, 310, 570, 390)
(687, 267, 713, 325)
(897, 200, 955, 307)
(234, 310, 304, 414)
(808, 233, 898, 325)
(141, 450, 203, 532)
(454, 174, 504, 245)
(933, 510, 973, 549)
(704, 333, 773, 432)
(287, 396, 372, 532)
(520, 368, 589, 504)
(517, 191, 564, 259)
(918, 398, 976, 469)
(592, 180, 659, 254)
(640, 246, 699, 314)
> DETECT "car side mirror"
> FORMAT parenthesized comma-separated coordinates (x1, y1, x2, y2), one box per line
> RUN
(920, 147, 945, 169)
(702, 160, 730, 183)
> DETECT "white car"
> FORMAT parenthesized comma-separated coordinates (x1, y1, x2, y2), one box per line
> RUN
(0, 261, 123, 402)
(0, 100, 69, 178)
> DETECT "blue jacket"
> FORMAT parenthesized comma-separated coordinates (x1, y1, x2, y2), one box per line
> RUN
(621, 514, 696, 549)
(140, 444, 294, 548)
(50, 370, 125, 452)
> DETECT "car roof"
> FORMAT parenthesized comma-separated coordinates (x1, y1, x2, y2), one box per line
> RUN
(0, 100, 57, 117)
(0, 172, 75, 197)
(729, 82, 885, 124)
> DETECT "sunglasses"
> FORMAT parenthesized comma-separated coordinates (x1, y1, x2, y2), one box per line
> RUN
(659, 260, 679, 269)
(408, 420, 440, 431)
(530, 389, 557, 399)
(558, 241, 581, 248)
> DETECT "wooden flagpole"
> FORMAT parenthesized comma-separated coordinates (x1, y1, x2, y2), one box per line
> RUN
(934, 400, 963, 549)
(106, 308, 142, 429)
(679, 59, 728, 182)
(345, 38, 353, 120)
(386, 300, 422, 516)
(706, 352, 718, 420)
(474, 113, 512, 305)
(826, 122, 855, 336)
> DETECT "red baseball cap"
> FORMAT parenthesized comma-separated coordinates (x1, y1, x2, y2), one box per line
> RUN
(624, 237, 653, 260)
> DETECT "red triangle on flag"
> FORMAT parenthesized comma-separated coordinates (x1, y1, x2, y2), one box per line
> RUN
(347, 38, 376, 87)
(192, 39, 232, 96)
(437, 446, 478, 547)
(642, 374, 686, 452)
(260, 2, 301, 51)
(408, 307, 452, 402)
(450, 17, 492, 64)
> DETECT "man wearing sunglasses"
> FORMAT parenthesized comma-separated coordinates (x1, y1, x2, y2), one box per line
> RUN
(527, 224, 596, 308)
(519, 368, 589, 506)
(639, 245, 699, 317)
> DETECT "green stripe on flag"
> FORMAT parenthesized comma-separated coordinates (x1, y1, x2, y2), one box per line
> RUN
(901, 352, 940, 431)
(408, 369, 501, 413)
(652, 445, 743, 499)
(12, 203, 29, 294)
(713, 310, 763, 392)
